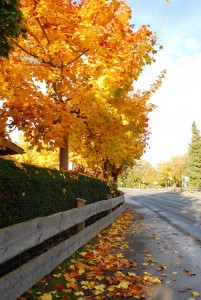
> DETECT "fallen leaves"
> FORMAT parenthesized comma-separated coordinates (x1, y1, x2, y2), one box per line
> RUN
(53, 283, 64, 291)
(117, 280, 130, 289)
(156, 264, 168, 271)
(19, 207, 201, 300)
(38, 293, 52, 300)
(183, 269, 196, 276)
(20, 209, 161, 299)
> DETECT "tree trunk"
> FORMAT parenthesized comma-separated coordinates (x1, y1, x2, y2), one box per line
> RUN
(59, 134, 69, 170)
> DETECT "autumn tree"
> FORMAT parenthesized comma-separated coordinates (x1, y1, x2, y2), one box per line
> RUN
(8, 135, 59, 169)
(157, 154, 188, 187)
(120, 160, 153, 188)
(0, 0, 26, 58)
(144, 165, 158, 186)
(0, 0, 163, 174)
(157, 161, 172, 187)
(188, 121, 201, 187)
(70, 75, 165, 181)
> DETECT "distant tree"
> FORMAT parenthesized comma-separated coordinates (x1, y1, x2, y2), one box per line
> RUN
(0, 0, 26, 58)
(144, 165, 158, 186)
(120, 160, 152, 188)
(157, 161, 172, 186)
(188, 121, 201, 187)
(170, 155, 188, 186)
(157, 155, 188, 187)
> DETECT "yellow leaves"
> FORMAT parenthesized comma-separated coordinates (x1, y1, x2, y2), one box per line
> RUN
(53, 273, 62, 278)
(117, 280, 130, 289)
(156, 264, 168, 271)
(128, 272, 136, 277)
(152, 234, 160, 240)
(142, 272, 161, 284)
(93, 284, 105, 295)
(74, 291, 84, 296)
(80, 251, 87, 257)
(62, 188, 67, 194)
(21, 210, 163, 299)
(38, 293, 52, 300)
(66, 279, 78, 289)
(107, 285, 115, 292)
(95, 275, 104, 281)
(192, 291, 200, 297)
(78, 266, 85, 275)
(0, 0, 161, 175)
(81, 281, 95, 290)
(63, 273, 72, 281)
(116, 253, 124, 258)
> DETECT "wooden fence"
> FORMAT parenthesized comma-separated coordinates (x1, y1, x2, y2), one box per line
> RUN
(0, 194, 125, 300)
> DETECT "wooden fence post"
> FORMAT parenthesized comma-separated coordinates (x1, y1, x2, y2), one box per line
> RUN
(106, 194, 112, 214)
(76, 198, 87, 231)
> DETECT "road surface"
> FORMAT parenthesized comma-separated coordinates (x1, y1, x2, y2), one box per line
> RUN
(123, 188, 201, 242)
(121, 188, 201, 300)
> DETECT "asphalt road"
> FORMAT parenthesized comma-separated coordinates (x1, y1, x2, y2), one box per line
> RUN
(123, 188, 201, 242)
(121, 188, 201, 300)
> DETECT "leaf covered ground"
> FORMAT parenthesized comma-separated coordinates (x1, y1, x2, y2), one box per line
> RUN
(18, 209, 161, 300)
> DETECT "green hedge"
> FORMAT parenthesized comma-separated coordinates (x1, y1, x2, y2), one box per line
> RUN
(0, 158, 110, 229)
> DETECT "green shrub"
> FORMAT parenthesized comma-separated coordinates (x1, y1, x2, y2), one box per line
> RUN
(0, 158, 110, 228)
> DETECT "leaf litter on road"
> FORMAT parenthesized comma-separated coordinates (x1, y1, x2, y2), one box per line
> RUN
(18, 209, 161, 300)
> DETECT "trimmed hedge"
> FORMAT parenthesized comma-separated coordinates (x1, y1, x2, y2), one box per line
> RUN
(0, 158, 110, 229)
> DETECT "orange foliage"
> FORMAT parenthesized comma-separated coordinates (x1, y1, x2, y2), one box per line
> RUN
(0, 0, 164, 175)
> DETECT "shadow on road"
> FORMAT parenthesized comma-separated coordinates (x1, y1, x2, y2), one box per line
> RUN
(122, 188, 201, 241)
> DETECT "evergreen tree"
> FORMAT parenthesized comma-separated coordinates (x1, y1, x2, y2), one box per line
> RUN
(188, 121, 201, 186)
(0, 0, 26, 58)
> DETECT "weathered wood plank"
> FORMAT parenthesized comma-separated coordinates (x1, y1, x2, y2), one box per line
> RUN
(0, 195, 124, 264)
(0, 204, 125, 300)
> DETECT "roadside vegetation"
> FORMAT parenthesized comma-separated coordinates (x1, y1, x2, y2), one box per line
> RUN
(120, 121, 201, 189)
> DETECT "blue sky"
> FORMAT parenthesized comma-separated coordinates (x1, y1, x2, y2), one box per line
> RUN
(127, 0, 201, 166)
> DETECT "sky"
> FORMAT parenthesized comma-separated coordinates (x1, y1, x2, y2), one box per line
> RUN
(127, 0, 201, 166)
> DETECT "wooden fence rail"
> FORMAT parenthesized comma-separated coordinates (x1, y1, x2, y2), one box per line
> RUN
(0, 194, 125, 300)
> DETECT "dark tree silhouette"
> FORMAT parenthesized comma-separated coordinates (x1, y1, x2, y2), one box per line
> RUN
(0, 0, 26, 58)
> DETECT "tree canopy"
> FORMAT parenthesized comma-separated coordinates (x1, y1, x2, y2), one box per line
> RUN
(157, 155, 188, 187)
(121, 155, 188, 188)
(0, 0, 164, 179)
(0, 0, 26, 58)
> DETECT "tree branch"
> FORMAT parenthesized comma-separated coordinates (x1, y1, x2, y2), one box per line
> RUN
(35, 17, 51, 44)
(12, 39, 60, 68)
(11, 39, 39, 59)
(66, 48, 89, 66)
